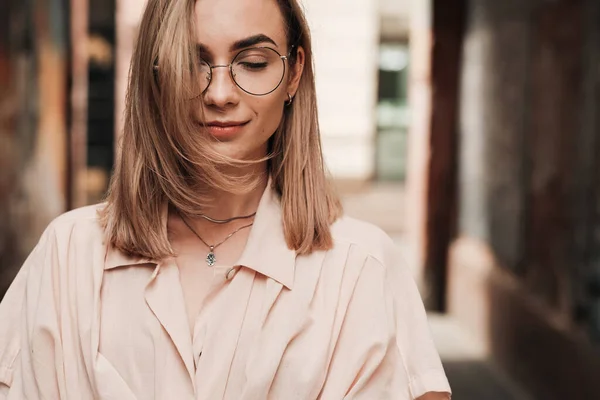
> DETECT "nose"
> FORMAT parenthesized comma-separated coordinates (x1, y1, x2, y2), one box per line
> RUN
(203, 65, 239, 109)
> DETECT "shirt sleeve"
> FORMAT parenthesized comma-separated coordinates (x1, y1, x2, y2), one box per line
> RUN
(0, 231, 44, 397)
(320, 241, 451, 400)
(0, 225, 65, 400)
(382, 245, 451, 399)
(0, 262, 25, 396)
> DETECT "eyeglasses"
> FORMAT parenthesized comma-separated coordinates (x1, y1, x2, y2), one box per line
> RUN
(196, 46, 295, 96)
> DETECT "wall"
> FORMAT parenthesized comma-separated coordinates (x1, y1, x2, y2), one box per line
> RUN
(303, 0, 380, 181)
(449, 0, 600, 398)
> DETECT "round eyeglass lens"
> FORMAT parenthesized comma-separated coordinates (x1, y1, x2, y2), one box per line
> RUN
(232, 47, 286, 95)
(197, 47, 286, 96)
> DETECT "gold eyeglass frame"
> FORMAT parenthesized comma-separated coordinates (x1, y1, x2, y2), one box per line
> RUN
(153, 45, 296, 97)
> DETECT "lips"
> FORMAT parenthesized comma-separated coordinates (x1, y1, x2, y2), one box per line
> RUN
(207, 121, 249, 128)
(205, 120, 249, 139)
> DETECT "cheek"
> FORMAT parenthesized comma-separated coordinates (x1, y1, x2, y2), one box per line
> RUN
(252, 97, 286, 137)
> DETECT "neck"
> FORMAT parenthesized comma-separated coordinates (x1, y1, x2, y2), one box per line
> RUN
(201, 163, 269, 220)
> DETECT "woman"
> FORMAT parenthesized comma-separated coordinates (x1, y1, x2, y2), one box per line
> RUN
(0, 0, 451, 398)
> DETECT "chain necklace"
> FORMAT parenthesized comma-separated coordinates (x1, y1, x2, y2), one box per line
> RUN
(179, 213, 254, 267)
(197, 211, 256, 224)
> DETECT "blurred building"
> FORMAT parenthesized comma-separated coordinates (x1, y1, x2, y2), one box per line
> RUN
(2, 0, 600, 399)
(410, 0, 600, 399)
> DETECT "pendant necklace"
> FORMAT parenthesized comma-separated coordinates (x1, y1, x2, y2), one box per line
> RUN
(179, 213, 254, 267)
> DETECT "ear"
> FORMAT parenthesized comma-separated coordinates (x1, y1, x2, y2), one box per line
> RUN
(286, 46, 305, 97)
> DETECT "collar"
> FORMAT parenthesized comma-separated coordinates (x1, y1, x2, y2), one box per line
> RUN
(104, 178, 297, 289)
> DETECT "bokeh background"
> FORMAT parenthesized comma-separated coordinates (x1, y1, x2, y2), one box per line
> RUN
(1, 0, 600, 399)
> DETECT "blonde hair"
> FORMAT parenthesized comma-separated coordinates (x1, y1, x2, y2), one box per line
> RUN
(100, 0, 342, 260)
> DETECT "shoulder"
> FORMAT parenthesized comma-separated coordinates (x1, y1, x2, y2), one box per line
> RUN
(326, 215, 418, 309)
(31, 203, 107, 267)
(11, 204, 107, 319)
(329, 215, 401, 269)
(45, 203, 106, 238)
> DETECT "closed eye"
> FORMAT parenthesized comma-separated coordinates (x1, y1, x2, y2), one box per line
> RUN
(237, 61, 268, 70)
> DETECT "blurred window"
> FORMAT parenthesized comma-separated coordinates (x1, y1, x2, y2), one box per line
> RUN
(376, 42, 410, 182)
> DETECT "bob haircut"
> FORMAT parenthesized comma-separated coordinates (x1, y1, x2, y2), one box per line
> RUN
(100, 0, 342, 260)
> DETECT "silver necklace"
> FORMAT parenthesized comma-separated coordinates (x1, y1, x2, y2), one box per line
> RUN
(179, 214, 253, 267)
(197, 211, 256, 224)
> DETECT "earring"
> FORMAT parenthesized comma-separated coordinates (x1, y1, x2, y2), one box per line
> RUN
(285, 93, 294, 106)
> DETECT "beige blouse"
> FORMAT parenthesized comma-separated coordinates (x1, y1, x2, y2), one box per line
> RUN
(0, 184, 451, 399)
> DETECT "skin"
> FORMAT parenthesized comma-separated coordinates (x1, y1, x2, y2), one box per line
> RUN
(194, 0, 304, 162)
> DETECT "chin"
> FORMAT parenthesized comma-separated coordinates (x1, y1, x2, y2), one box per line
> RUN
(212, 141, 263, 162)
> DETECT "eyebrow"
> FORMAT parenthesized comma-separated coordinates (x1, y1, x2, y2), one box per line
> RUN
(197, 34, 279, 54)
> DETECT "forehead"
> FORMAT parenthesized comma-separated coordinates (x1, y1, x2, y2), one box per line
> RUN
(194, 0, 286, 50)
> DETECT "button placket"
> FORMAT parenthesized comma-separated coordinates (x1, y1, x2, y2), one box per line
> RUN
(193, 321, 207, 368)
